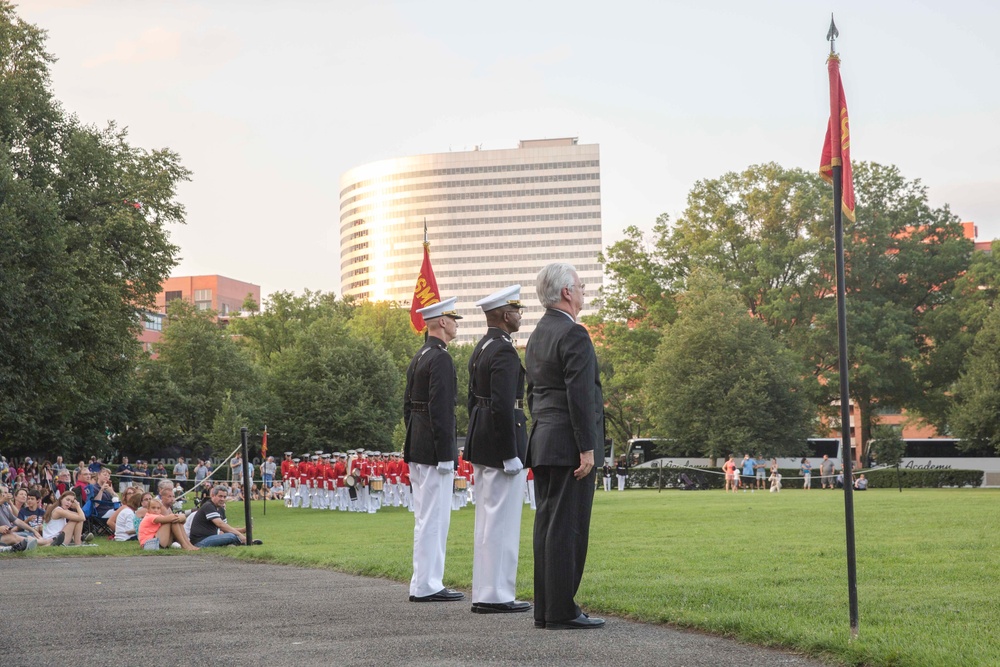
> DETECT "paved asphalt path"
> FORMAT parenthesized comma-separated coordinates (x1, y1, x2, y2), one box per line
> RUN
(3, 555, 830, 667)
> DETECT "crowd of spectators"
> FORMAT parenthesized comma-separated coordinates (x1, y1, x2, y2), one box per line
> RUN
(1, 453, 262, 554)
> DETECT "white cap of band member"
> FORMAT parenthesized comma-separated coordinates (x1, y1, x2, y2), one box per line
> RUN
(475, 284, 522, 312)
(416, 296, 463, 320)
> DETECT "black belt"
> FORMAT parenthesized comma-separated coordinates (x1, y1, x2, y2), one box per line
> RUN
(474, 396, 524, 410)
(410, 401, 428, 413)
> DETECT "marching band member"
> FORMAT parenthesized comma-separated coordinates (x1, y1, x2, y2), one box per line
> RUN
(286, 457, 299, 508)
(334, 453, 349, 511)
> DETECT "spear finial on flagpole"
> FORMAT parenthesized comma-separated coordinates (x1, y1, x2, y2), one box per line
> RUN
(423, 217, 428, 245)
(827, 13, 839, 55)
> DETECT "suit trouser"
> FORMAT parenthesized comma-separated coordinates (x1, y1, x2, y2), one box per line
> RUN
(533, 465, 595, 624)
(472, 465, 526, 604)
(409, 464, 454, 597)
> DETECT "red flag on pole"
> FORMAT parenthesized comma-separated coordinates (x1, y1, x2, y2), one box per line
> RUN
(820, 54, 856, 222)
(261, 426, 268, 459)
(409, 242, 441, 333)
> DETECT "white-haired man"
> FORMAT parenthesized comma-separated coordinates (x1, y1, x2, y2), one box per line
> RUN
(526, 263, 605, 630)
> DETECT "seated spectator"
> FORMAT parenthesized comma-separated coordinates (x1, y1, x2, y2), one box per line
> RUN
(196, 481, 213, 507)
(42, 491, 88, 546)
(18, 490, 46, 532)
(73, 470, 92, 504)
(835, 471, 845, 489)
(2, 485, 61, 546)
(268, 481, 284, 500)
(108, 486, 138, 534)
(138, 499, 198, 551)
(229, 483, 243, 502)
(86, 468, 119, 525)
(189, 485, 248, 548)
(114, 491, 142, 541)
(156, 480, 184, 515)
(1, 485, 43, 550)
(55, 469, 71, 497)
(854, 474, 868, 491)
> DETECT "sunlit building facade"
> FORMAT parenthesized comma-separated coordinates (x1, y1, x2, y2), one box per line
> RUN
(339, 138, 603, 344)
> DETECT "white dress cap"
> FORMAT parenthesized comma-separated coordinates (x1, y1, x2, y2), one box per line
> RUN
(416, 296, 462, 320)
(475, 284, 522, 312)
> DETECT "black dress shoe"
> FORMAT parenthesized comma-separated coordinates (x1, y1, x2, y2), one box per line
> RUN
(409, 588, 465, 602)
(545, 613, 605, 630)
(534, 619, 546, 629)
(471, 601, 532, 614)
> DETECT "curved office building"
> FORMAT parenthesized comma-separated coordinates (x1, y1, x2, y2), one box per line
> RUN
(339, 137, 603, 344)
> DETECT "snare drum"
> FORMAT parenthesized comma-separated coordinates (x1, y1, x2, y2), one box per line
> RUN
(454, 477, 468, 492)
(369, 477, 384, 492)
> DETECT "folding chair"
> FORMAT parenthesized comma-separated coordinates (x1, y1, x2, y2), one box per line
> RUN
(82, 498, 115, 538)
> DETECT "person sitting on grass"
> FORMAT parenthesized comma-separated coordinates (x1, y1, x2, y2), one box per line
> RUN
(138, 499, 198, 551)
(768, 469, 782, 493)
(42, 491, 88, 546)
(17, 490, 47, 533)
(189, 485, 249, 548)
(107, 486, 138, 535)
(2, 485, 62, 547)
(854, 474, 868, 491)
(114, 491, 142, 541)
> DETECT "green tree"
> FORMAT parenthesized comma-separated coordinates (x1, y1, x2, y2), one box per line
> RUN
(119, 301, 264, 456)
(267, 316, 400, 451)
(949, 307, 1000, 454)
(229, 290, 350, 366)
(663, 163, 831, 336)
(589, 319, 662, 445)
(644, 272, 813, 460)
(596, 216, 677, 326)
(346, 301, 423, 375)
(0, 4, 189, 457)
(805, 163, 973, 452)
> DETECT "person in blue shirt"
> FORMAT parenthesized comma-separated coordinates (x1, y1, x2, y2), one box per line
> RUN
(87, 468, 118, 524)
(741, 455, 756, 490)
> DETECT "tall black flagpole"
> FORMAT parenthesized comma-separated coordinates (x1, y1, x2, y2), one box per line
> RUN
(828, 15, 860, 639)
(240, 426, 253, 544)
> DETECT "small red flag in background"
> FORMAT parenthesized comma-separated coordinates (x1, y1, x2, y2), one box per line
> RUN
(261, 427, 268, 459)
(409, 242, 441, 334)
(820, 54, 856, 222)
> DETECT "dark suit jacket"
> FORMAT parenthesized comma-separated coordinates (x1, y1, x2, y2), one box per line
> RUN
(465, 327, 527, 469)
(525, 309, 605, 468)
(403, 336, 458, 467)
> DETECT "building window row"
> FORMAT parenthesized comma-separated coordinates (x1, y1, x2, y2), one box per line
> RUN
(377, 236, 600, 260)
(343, 266, 370, 279)
(340, 198, 602, 223)
(347, 241, 370, 254)
(341, 186, 600, 216)
(340, 172, 600, 207)
(339, 159, 601, 198)
(348, 228, 370, 241)
(340, 211, 601, 238)
(347, 279, 370, 291)
(342, 246, 602, 273)
(362, 224, 603, 249)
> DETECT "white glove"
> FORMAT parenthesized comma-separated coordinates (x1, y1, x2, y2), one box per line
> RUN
(436, 460, 455, 474)
(503, 458, 524, 475)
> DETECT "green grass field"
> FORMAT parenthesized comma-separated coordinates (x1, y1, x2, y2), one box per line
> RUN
(19, 488, 1000, 666)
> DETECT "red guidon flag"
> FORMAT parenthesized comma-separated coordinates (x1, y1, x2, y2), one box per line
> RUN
(409, 242, 441, 333)
(820, 54, 856, 222)
(261, 426, 268, 459)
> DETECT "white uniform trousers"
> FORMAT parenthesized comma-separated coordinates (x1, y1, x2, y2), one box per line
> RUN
(526, 478, 536, 510)
(385, 482, 399, 507)
(617, 474, 626, 491)
(471, 465, 526, 604)
(409, 463, 454, 598)
(603, 474, 612, 491)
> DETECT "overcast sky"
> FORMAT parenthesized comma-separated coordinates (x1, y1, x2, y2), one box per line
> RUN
(18, 0, 1000, 299)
